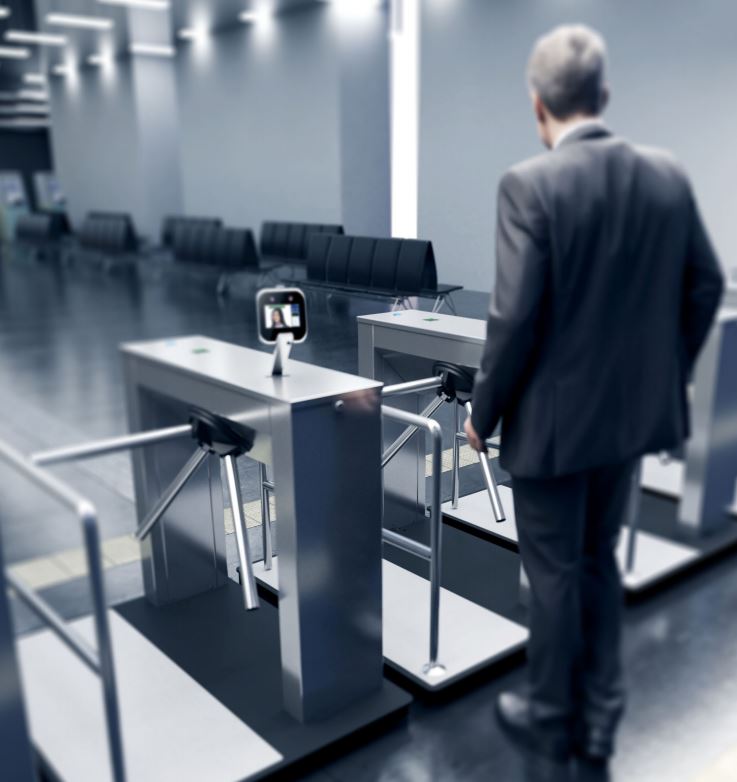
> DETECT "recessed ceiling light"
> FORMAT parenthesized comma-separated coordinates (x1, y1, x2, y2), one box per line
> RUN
(178, 27, 206, 41)
(51, 64, 69, 76)
(24, 73, 47, 85)
(0, 46, 31, 59)
(238, 7, 273, 24)
(87, 53, 112, 67)
(46, 13, 114, 31)
(0, 7, 11, 20)
(98, 0, 169, 10)
(5, 30, 68, 47)
(129, 43, 175, 58)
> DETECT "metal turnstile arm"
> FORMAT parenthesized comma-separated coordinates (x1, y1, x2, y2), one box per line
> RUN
(223, 455, 260, 610)
(134, 447, 209, 541)
(464, 402, 506, 523)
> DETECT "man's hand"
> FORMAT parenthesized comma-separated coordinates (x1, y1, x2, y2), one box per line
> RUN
(464, 417, 486, 453)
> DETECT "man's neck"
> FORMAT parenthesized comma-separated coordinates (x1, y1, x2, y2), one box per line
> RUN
(550, 115, 603, 149)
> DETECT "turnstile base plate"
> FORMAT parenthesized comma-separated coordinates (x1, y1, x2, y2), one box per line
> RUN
(640, 455, 737, 517)
(442, 485, 518, 546)
(442, 487, 719, 594)
(641, 455, 683, 500)
(17, 610, 283, 782)
(30, 583, 410, 781)
(115, 583, 411, 779)
(254, 558, 528, 690)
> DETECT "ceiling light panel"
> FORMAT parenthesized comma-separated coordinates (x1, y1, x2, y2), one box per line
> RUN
(0, 46, 31, 59)
(46, 13, 114, 31)
(6, 30, 68, 47)
(129, 43, 175, 57)
(98, 0, 169, 10)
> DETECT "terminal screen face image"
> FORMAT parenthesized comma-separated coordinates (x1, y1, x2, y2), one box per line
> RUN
(257, 288, 308, 344)
(265, 302, 301, 330)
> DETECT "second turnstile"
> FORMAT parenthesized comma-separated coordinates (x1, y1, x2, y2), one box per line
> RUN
(357, 309, 737, 594)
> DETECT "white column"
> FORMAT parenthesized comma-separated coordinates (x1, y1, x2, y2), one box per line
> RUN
(390, 0, 420, 239)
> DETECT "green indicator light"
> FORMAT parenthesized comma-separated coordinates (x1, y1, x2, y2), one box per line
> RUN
(192, 348, 209, 354)
(423, 317, 440, 322)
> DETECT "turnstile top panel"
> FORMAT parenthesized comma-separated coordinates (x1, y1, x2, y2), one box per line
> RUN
(121, 335, 382, 406)
(358, 310, 486, 343)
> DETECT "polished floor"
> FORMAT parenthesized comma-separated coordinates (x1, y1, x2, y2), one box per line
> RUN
(2, 247, 737, 782)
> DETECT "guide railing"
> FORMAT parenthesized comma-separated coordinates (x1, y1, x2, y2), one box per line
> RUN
(0, 439, 126, 782)
(380, 403, 446, 677)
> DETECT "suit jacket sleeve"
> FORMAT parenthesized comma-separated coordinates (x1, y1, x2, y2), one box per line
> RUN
(471, 169, 550, 441)
(681, 188, 724, 373)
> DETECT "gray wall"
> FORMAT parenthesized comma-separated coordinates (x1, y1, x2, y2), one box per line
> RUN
(48, 65, 143, 232)
(48, 58, 183, 241)
(419, 0, 737, 291)
(176, 5, 390, 236)
(46, 3, 390, 243)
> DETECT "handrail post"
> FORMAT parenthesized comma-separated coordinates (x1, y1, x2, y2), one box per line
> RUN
(381, 405, 446, 678)
(81, 504, 126, 782)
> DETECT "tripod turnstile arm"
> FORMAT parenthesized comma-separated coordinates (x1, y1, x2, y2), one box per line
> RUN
(134, 447, 210, 541)
(223, 454, 260, 610)
(464, 402, 506, 523)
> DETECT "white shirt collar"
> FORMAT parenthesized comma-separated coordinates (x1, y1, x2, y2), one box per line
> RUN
(553, 118, 606, 149)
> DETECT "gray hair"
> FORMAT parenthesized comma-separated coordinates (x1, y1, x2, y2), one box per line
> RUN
(527, 24, 608, 120)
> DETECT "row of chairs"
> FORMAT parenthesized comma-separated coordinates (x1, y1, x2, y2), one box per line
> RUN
(171, 223, 260, 269)
(79, 212, 137, 253)
(161, 216, 221, 249)
(301, 233, 460, 310)
(260, 221, 344, 262)
(12, 210, 462, 308)
(15, 212, 70, 244)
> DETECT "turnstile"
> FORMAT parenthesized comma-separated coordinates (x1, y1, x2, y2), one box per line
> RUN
(357, 309, 737, 594)
(6, 336, 411, 781)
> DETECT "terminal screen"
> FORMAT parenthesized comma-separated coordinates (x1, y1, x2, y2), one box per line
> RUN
(257, 287, 308, 344)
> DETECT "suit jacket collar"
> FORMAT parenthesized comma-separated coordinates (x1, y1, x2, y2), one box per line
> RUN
(555, 121, 612, 149)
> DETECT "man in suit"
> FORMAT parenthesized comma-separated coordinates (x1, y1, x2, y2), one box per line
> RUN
(464, 24, 724, 766)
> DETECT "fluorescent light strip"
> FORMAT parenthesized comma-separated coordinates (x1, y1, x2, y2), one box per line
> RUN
(52, 65, 69, 76)
(24, 73, 47, 85)
(129, 43, 175, 58)
(0, 46, 31, 59)
(0, 7, 10, 20)
(46, 13, 114, 31)
(98, 0, 169, 10)
(17, 89, 49, 101)
(6, 30, 68, 47)
(87, 54, 108, 66)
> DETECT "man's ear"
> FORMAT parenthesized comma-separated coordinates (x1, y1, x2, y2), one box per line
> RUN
(532, 91, 547, 124)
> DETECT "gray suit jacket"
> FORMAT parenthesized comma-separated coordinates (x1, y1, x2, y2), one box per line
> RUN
(471, 125, 724, 478)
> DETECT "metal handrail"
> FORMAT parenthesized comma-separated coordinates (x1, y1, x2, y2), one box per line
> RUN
(0, 439, 126, 782)
(381, 394, 445, 469)
(381, 404, 445, 676)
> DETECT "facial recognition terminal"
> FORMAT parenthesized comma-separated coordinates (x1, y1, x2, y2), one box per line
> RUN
(256, 288, 308, 376)
(257, 287, 308, 344)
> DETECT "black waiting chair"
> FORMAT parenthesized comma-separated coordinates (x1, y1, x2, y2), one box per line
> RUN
(260, 221, 344, 270)
(300, 233, 459, 312)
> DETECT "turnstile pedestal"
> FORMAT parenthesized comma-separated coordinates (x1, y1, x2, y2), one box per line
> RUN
(123, 336, 386, 722)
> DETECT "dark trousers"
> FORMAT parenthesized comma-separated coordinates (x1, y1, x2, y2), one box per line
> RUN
(512, 460, 635, 734)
